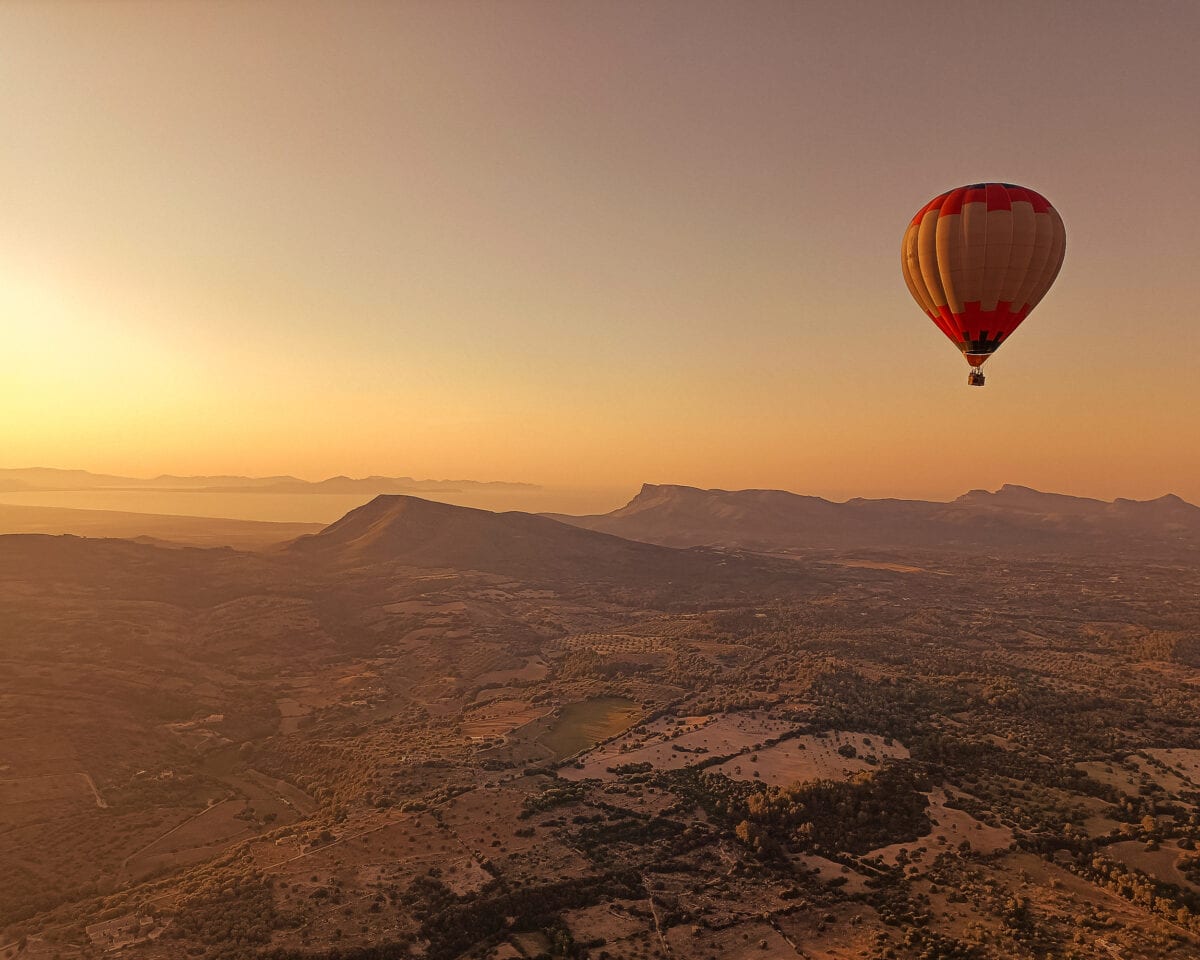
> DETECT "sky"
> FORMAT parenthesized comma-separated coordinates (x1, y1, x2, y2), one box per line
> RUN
(3, 0, 1199, 503)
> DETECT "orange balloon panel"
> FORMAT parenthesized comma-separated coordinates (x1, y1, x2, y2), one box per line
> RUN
(902, 183, 1065, 366)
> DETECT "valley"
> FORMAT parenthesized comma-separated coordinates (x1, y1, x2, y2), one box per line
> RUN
(2, 494, 1200, 959)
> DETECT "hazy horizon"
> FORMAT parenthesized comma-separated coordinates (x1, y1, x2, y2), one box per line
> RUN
(1, 460, 1196, 529)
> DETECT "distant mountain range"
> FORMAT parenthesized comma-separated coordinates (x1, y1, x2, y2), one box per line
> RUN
(278, 480, 1200, 582)
(5, 471, 1196, 562)
(0, 467, 537, 495)
(547, 483, 1200, 559)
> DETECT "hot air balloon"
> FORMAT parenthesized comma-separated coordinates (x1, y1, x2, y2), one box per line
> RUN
(901, 183, 1065, 386)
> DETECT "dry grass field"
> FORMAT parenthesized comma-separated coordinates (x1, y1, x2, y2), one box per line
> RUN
(867, 787, 1014, 864)
(560, 711, 796, 780)
(460, 699, 550, 738)
(1145, 747, 1200, 786)
(828, 558, 928, 573)
(709, 729, 909, 785)
(1106, 840, 1200, 892)
(538, 697, 643, 759)
(0, 773, 99, 809)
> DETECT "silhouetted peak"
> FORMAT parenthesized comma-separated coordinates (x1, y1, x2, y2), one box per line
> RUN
(996, 483, 1041, 496)
(627, 483, 830, 505)
(284, 494, 691, 580)
(631, 483, 700, 499)
(1112, 493, 1199, 515)
(955, 484, 1104, 512)
(316, 493, 485, 533)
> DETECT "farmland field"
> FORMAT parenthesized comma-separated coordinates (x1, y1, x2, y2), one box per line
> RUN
(538, 697, 642, 758)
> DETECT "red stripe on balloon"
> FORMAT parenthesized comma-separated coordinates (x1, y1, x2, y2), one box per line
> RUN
(985, 183, 1011, 212)
(1024, 189, 1050, 213)
(939, 186, 970, 217)
(909, 193, 948, 227)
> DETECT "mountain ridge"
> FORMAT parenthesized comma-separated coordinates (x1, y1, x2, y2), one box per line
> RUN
(0, 467, 538, 495)
(547, 483, 1200, 557)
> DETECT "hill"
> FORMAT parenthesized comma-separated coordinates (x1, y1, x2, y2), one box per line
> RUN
(549, 482, 1200, 557)
(283, 494, 785, 587)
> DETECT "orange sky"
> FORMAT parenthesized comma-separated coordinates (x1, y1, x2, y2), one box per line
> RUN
(3, 1, 1198, 503)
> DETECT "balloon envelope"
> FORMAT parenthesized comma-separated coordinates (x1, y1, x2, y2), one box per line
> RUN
(902, 183, 1065, 368)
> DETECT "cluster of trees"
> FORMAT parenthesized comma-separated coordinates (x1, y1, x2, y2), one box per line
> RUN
(804, 669, 946, 743)
(913, 730, 1106, 793)
(657, 759, 931, 861)
(568, 812, 685, 868)
(552, 646, 653, 683)
(731, 763, 931, 857)
(705, 607, 791, 638)
(167, 871, 277, 958)
(408, 871, 641, 960)
(896, 928, 984, 960)
(1179, 853, 1200, 886)
(519, 780, 589, 818)
(661, 651, 720, 690)
(1063, 851, 1200, 933)
(1131, 630, 1200, 666)
(396, 874, 456, 922)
